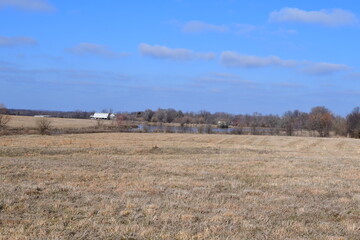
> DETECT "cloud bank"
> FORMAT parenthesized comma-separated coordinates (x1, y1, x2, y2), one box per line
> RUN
(0, 0, 55, 12)
(269, 7, 358, 26)
(139, 43, 215, 61)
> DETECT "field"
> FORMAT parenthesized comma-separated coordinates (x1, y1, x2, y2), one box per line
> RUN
(7, 116, 114, 129)
(1, 132, 360, 239)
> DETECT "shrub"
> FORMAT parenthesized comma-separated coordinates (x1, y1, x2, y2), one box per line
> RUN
(36, 118, 52, 135)
(231, 127, 243, 135)
(0, 114, 11, 130)
(205, 124, 212, 134)
(197, 125, 204, 134)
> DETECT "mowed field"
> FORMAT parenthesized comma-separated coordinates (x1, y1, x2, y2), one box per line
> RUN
(1, 132, 360, 239)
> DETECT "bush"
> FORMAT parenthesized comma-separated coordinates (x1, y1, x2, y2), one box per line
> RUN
(36, 118, 52, 135)
(0, 114, 11, 130)
(231, 127, 243, 135)
(205, 124, 212, 134)
(142, 124, 149, 133)
(197, 125, 204, 134)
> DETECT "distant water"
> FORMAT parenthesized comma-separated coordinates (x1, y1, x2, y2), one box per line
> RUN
(132, 124, 274, 134)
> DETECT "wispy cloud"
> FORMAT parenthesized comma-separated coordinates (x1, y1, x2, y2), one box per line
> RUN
(0, 35, 37, 47)
(269, 7, 358, 26)
(220, 51, 296, 68)
(274, 82, 305, 88)
(139, 43, 215, 61)
(301, 62, 350, 75)
(0, 0, 55, 12)
(0, 63, 129, 82)
(234, 24, 260, 34)
(175, 20, 297, 37)
(66, 43, 130, 58)
(346, 72, 360, 81)
(194, 72, 256, 87)
(220, 51, 350, 76)
(182, 20, 229, 33)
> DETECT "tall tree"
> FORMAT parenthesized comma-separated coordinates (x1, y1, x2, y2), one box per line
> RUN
(346, 107, 360, 138)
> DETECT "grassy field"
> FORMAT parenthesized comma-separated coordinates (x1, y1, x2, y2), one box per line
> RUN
(1, 133, 360, 239)
(6, 115, 114, 129)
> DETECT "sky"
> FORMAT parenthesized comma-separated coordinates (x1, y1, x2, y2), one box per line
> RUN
(1, 0, 360, 115)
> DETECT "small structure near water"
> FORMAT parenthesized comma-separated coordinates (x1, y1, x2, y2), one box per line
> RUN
(217, 120, 229, 128)
(90, 113, 116, 120)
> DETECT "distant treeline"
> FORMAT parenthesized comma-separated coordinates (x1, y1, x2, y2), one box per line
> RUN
(6, 109, 94, 119)
(118, 107, 360, 138)
(3, 106, 360, 138)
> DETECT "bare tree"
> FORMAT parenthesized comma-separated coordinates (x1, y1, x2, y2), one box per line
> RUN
(346, 107, 360, 138)
(0, 104, 11, 130)
(332, 116, 347, 137)
(142, 109, 154, 122)
(36, 118, 52, 135)
(307, 106, 334, 137)
(282, 111, 295, 136)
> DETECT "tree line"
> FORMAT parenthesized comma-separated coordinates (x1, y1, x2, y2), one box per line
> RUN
(120, 106, 360, 138)
(1, 104, 360, 138)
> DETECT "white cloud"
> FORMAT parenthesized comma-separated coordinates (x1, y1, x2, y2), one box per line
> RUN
(269, 7, 358, 26)
(0, 0, 55, 12)
(67, 43, 129, 58)
(139, 43, 215, 61)
(182, 20, 229, 33)
(220, 51, 296, 68)
(301, 62, 350, 75)
(0, 35, 37, 47)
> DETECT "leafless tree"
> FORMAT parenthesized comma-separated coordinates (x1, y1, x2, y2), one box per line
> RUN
(142, 109, 154, 122)
(346, 107, 360, 138)
(0, 104, 11, 130)
(282, 111, 295, 136)
(307, 106, 334, 137)
(332, 116, 347, 137)
(36, 118, 52, 135)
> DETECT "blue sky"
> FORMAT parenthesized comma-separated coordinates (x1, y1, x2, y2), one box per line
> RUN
(1, 0, 360, 115)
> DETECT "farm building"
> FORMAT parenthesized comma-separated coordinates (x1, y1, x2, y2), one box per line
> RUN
(90, 113, 116, 120)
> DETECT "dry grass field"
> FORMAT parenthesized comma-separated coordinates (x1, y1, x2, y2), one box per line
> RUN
(7, 116, 114, 129)
(1, 133, 360, 239)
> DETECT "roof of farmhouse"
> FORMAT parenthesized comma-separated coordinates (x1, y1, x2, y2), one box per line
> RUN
(93, 113, 111, 118)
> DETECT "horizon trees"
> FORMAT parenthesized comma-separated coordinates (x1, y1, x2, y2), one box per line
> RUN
(307, 106, 334, 137)
(346, 107, 360, 138)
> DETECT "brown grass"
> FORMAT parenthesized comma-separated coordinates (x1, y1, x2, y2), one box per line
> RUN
(7, 115, 114, 129)
(1, 133, 360, 239)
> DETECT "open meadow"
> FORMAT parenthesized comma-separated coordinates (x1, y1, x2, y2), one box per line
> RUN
(6, 116, 114, 129)
(1, 132, 360, 239)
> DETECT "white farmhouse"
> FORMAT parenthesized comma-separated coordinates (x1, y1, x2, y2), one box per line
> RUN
(90, 113, 112, 120)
